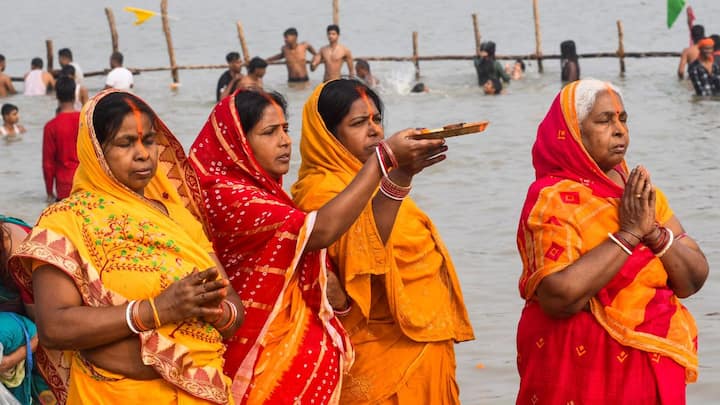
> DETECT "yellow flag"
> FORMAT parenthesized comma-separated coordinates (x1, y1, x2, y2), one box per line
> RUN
(123, 7, 158, 26)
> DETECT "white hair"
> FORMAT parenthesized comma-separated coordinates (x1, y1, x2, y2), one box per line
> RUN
(575, 78, 624, 123)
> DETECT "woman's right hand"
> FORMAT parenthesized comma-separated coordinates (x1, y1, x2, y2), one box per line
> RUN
(155, 267, 228, 325)
(619, 165, 657, 240)
(383, 129, 448, 175)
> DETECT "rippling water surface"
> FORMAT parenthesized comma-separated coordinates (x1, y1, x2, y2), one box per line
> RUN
(2, 1, 719, 402)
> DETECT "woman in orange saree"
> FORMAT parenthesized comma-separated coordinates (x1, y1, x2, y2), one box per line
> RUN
(10, 90, 243, 404)
(516, 79, 708, 404)
(292, 79, 474, 404)
(188, 89, 445, 404)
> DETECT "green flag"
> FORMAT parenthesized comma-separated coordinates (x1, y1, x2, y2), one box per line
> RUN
(667, 0, 686, 28)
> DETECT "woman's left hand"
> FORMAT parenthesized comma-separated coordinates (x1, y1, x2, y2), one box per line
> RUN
(326, 271, 349, 311)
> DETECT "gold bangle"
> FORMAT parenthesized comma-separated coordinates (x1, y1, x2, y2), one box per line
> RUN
(149, 297, 162, 329)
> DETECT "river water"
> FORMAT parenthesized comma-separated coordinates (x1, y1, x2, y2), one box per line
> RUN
(2, 0, 719, 403)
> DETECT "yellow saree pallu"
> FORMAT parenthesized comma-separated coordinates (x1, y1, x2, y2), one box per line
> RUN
(291, 82, 474, 404)
(10, 90, 232, 404)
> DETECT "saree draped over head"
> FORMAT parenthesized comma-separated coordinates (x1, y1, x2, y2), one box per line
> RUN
(291, 82, 474, 404)
(515, 81, 698, 404)
(10, 90, 232, 405)
(188, 90, 352, 405)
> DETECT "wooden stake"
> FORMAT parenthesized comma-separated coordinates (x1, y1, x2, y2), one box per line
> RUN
(616, 20, 626, 76)
(412, 31, 420, 80)
(333, 0, 339, 26)
(160, 0, 179, 85)
(472, 14, 482, 56)
(236, 21, 251, 65)
(105, 7, 120, 53)
(532, 0, 543, 73)
(45, 40, 54, 73)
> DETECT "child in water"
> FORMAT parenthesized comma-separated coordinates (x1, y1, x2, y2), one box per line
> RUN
(483, 78, 503, 95)
(1, 103, 27, 138)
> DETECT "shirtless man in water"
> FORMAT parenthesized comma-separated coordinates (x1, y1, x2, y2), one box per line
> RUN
(678, 25, 705, 79)
(266, 28, 316, 83)
(0, 55, 17, 97)
(311, 25, 354, 82)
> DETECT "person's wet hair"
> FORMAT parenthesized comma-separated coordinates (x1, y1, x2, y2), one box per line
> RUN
(488, 78, 502, 95)
(318, 79, 383, 137)
(58, 48, 73, 60)
(61, 64, 76, 78)
(691, 25, 705, 44)
(110, 52, 124, 65)
(233, 90, 287, 134)
(226, 52, 241, 63)
(327, 24, 340, 35)
(1, 103, 18, 117)
(482, 41, 496, 59)
(284, 28, 298, 37)
(55, 77, 76, 103)
(355, 59, 370, 72)
(0, 54, 5, 63)
(516, 59, 526, 72)
(411, 83, 426, 93)
(711, 34, 720, 52)
(561, 40, 578, 59)
(92, 92, 156, 147)
(31, 57, 43, 69)
(247, 57, 268, 74)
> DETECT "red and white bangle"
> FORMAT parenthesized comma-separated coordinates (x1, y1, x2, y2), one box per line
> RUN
(608, 233, 633, 255)
(655, 228, 675, 258)
(375, 146, 391, 178)
(380, 176, 411, 201)
(644, 226, 675, 257)
(378, 141, 398, 168)
(215, 300, 238, 332)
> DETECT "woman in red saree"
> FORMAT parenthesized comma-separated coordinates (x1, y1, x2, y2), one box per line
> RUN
(188, 89, 445, 404)
(516, 79, 708, 404)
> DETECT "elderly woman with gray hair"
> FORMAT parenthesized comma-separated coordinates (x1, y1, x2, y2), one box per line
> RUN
(515, 79, 708, 404)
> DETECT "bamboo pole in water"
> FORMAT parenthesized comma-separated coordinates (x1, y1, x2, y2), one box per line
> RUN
(472, 14, 482, 56)
(532, 0, 543, 73)
(105, 7, 120, 54)
(236, 21, 251, 65)
(412, 31, 420, 79)
(45, 40, 54, 73)
(333, 0, 339, 26)
(160, 0, 180, 86)
(617, 20, 626, 76)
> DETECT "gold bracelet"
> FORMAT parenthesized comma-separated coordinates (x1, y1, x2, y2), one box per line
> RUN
(149, 297, 162, 329)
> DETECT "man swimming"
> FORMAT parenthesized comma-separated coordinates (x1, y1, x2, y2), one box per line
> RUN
(266, 28, 316, 83)
(311, 25, 354, 82)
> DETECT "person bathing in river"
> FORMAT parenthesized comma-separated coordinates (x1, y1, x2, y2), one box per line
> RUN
(311, 25, 354, 82)
(266, 28, 317, 84)
(678, 25, 705, 80)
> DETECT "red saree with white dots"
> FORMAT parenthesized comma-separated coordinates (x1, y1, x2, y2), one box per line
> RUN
(515, 81, 698, 404)
(188, 91, 353, 405)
